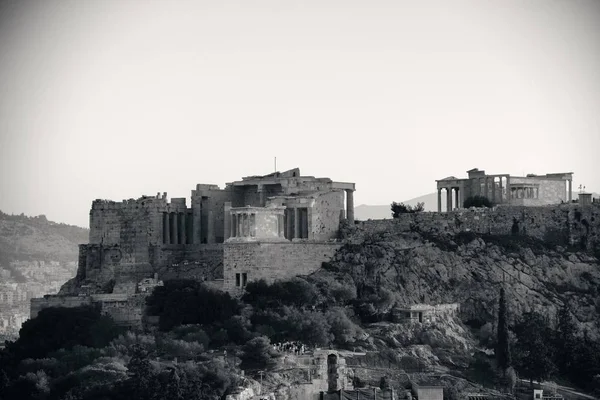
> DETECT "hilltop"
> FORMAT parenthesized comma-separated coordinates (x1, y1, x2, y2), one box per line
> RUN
(355, 191, 600, 221)
(0, 210, 89, 266)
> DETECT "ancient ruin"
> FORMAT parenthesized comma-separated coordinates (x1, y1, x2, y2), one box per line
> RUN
(30, 168, 356, 322)
(436, 168, 574, 211)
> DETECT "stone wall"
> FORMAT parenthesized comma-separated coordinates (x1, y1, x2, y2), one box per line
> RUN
(509, 177, 568, 205)
(30, 293, 146, 327)
(357, 204, 600, 251)
(223, 242, 342, 293)
(74, 243, 224, 293)
(311, 191, 345, 241)
(151, 244, 224, 281)
(30, 296, 92, 319)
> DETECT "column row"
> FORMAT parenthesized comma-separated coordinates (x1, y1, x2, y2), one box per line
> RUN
(230, 212, 256, 238)
(162, 212, 192, 245)
(476, 176, 508, 202)
(437, 187, 462, 212)
(285, 207, 308, 239)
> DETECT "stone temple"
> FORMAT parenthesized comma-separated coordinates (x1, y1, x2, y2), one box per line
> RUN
(61, 168, 355, 296)
(436, 168, 574, 211)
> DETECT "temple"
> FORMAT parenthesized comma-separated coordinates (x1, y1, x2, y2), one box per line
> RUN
(436, 168, 573, 211)
(57, 168, 355, 297)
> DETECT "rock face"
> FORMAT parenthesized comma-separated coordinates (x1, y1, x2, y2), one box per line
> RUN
(330, 224, 600, 337)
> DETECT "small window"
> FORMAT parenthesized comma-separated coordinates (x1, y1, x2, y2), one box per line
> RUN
(235, 273, 241, 287)
(242, 272, 248, 287)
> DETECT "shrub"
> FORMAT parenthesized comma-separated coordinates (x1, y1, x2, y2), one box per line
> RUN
(239, 336, 278, 372)
(463, 195, 492, 208)
(391, 202, 424, 218)
(6, 305, 122, 361)
(146, 279, 242, 331)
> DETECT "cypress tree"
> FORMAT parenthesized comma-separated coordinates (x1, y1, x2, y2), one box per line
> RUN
(496, 286, 512, 371)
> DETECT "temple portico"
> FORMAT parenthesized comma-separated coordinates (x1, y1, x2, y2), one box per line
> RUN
(436, 168, 573, 211)
(227, 206, 287, 242)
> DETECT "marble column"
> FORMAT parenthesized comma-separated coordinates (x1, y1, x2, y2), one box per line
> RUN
(346, 190, 354, 223)
(180, 212, 186, 245)
(294, 208, 300, 239)
(499, 177, 504, 202)
(437, 188, 442, 212)
(224, 202, 231, 240)
(446, 188, 453, 212)
(172, 212, 178, 244)
(237, 213, 243, 238)
(193, 200, 202, 244)
(568, 179, 572, 202)
(230, 213, 236, 238)
(207, 210, 215, 243)
(285, 208, 294, 240)
(163, 212, 170, 244)
(454, 188, 459, 210)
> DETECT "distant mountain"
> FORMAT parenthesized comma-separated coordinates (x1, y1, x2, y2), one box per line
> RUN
(355, 193, 438, 221)
(0, 210, 89, 266)
(354, 191, 599, 221)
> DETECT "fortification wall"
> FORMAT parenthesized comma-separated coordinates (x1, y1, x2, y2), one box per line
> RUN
(152, 244, 224, 281)
(89, 198, 165, 246)
(312, 191, 344, 241)
(30, 293, 147, 327)
(358, 204, 600, 251)
(30, 296, 93, 319)
(76, 243, 224, 292)
(223, 242, 342, 293)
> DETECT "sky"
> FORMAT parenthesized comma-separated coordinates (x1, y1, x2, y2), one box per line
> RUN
(0, 0, 598, 228)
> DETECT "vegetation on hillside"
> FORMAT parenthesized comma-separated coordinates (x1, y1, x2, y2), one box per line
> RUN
(463, 195, 492, 208)
(391, 202, 425, 218)
(3, 216, 600, 398)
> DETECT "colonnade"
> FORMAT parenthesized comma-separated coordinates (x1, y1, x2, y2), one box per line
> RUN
(229, 210, 286, 239)
(285, 207, 308, 239)
(437, 187, 462, 212)
(162, 211, 191, 245)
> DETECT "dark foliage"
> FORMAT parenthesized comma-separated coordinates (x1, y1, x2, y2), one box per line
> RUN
(496, 287, 511, 371)
(4, 305, 122, 362)
(146, 279, 242, 331)
(463, 195, 492, 208)
(239, 336, 278, 372)
(513, 311, 556, 384)
(242, 278, 321, 309)
(391, 202, 424, 218)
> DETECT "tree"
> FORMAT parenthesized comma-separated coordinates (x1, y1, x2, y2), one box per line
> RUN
(391, 202, 424, 218)
(554, 302, 577, 375)
(513, 311, 556, 385)
(379, 376, 390, 390)
(239, 336, 278, 372)
(0, 370, 9, 399)
(6, 305, 122, 361)
(125, 344, 156, 400)
(146, 279, 242, 331)
(463, 195, 492, 208)
(165, 368, 183, 400)
(496, 287, 512, 372)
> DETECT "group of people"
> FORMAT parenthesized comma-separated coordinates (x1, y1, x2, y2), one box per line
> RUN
(273, 341, 307, 355)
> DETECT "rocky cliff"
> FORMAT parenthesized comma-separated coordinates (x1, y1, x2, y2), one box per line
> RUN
(329, 216, 600, 338)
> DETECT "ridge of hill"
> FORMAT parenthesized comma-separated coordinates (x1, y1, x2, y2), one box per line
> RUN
(0, 210, 89, 265)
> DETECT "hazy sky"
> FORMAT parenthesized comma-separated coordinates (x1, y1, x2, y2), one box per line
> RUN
(0, 0, 598, 228)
